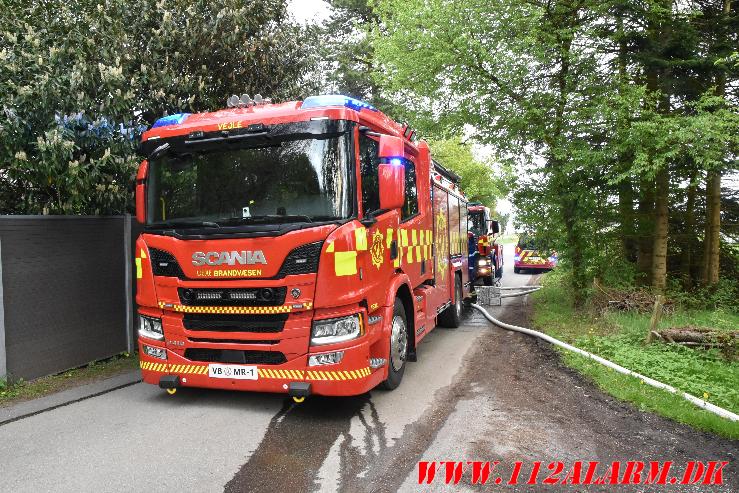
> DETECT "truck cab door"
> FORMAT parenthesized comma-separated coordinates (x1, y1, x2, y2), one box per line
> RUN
(356, 132, 402, 315)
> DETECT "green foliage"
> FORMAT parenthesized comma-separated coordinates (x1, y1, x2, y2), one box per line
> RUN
(372, 0, 739, 299)
(533, 272, 739, 436)
(427, 137, 504, 209)
(669, 278, 739, 312)
(560, 351, 739, 439)
(0, 0, 317, 215)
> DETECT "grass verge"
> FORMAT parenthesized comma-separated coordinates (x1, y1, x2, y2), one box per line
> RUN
(496, 234, 519, 245)
(532, 270, 739, 439)
(0, 352, 138, 408)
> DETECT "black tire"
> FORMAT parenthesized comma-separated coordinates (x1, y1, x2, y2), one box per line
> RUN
(438, 274, 463, 328)
(514, 266, 521, 274)
(380, 298, 408, 390)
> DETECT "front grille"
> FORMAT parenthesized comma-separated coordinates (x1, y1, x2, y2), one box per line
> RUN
(184, 348, 286, 365)
(187, 337, 278, 345)
(276, 241, 322, 277)
(178, 287, 286, 306)
(182, 313, 287, 333)
(149, 248, 186, 277)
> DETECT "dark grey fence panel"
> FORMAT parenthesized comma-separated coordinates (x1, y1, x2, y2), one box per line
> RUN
(0, 216, 130, 381)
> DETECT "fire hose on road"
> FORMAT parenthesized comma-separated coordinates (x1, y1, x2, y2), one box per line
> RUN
(471, 287, 739, 423)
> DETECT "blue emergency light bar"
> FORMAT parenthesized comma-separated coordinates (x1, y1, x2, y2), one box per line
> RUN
(151, 113, 191, 128)
(302, 95, 378, 112)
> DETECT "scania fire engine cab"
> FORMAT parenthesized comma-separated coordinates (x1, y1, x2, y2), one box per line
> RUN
(134, 94, 470, 399)
(467, 204, 503, 286)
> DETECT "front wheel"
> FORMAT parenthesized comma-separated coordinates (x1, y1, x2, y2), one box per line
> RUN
(514, 266, 521, 274)
(380, 298, 408, 390)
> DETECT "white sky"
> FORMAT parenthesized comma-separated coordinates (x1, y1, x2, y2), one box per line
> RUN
(288, 0, 331, 24)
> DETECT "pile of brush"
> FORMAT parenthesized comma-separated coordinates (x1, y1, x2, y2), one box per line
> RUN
(591, 281, 675, 315)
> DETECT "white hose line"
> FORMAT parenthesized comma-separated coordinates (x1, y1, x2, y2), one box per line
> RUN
(500, 287, 541, 298)
(471, 303, 739, 422)
(499, 285, 542, 290)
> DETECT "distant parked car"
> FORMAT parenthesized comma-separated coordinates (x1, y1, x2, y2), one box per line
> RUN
(514, 234, 557, 274)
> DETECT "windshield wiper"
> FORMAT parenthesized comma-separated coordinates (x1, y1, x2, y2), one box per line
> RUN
(148, 143, 171, 161)
(217, 215, 314, 225)
(154, 219, 220, 229)
(185, 131, 271, 146)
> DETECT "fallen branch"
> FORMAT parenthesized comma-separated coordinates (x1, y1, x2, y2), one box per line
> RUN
(657, 327, 738, 344)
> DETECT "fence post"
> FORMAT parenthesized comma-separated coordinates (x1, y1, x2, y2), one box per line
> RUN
(646, 294, 665, 344)
(123, 214, 134, 354)
(0, 239, 7, 380)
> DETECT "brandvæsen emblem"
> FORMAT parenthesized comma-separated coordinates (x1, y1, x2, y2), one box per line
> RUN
(370, 230, 385, 269)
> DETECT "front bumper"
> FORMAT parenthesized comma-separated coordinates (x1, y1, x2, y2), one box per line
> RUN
(138, 338, 383, 396)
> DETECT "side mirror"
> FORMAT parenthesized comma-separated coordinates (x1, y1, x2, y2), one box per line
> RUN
(135, 160, 148, 224)
(491, 220, 500, 235)
(378, 162, 405, 210)
(378, 134, 404, 160)
(377, 134, 405, 210)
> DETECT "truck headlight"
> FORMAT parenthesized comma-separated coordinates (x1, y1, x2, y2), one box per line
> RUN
(139, 315, 164, 341)
(311, 315, 362, 346)
(478, 258, 489, 266)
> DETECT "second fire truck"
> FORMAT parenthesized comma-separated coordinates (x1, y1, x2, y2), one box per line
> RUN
(467, 203, 503, 285)
(134, 94, 470, 399)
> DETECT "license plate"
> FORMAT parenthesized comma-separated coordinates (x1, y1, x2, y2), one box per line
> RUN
(528, 256, 542, 262)
(208, 364, 258, 380)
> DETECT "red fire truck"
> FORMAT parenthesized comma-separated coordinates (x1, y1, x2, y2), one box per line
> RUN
(467, 204, 503, 285)
(134, 94, 470, 400)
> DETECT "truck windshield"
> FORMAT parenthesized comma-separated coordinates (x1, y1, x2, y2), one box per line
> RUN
(146, 128, 353, 227)
(468, 211, 486, 236)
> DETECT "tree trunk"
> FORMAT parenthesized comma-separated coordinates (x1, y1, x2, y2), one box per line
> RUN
(618, 180, 636, 262)
(680, 171, 698, 289)
(636, 178, 655, 285)
(615, 10, 636, 262)
(702, 170, 721, 285)
(700, 0, 731, 286)
(651, 166, 669, 291)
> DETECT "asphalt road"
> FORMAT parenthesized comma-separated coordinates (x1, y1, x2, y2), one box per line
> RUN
(0, 244, 736, 492)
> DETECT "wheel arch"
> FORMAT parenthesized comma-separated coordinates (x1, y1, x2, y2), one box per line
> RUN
(384, 274, 416, 357)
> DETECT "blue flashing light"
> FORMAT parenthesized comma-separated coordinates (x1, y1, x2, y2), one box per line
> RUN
(389, 158, 403, 166)
(151, 113, 191, 128)
(302, 95, 378, 112)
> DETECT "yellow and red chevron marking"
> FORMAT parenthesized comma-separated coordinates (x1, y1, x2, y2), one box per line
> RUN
(140, 361, 168, 372)
(305, 367, 371, 381)
(140, 361, 209, 374)
(157, 302, 312, 315)
(141, 361, 372, 381)
(519, 250, 546, 264)
(258, 368, 306, 379)
(257, 368, 371, 380)
(168, 364, 209, 374)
